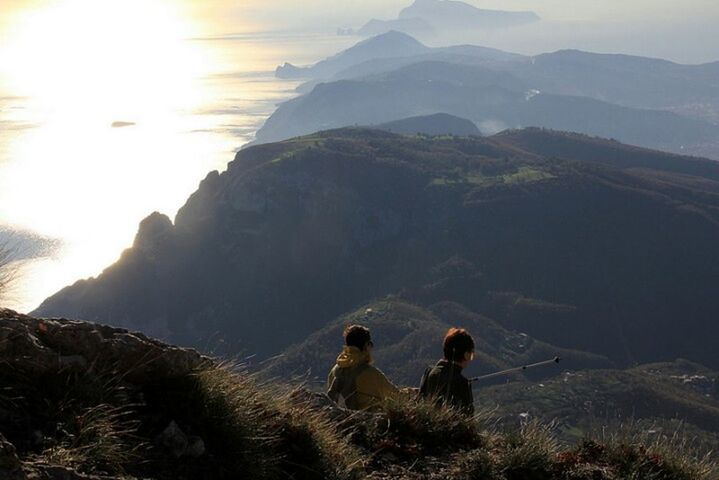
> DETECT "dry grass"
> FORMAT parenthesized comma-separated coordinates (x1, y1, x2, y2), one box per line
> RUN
(598, 423, 717, 480)
(2, 325, 715, 480)
(2, 355, 363, 480)
(40, 404, 141, 475)
(361, 395, 492, 456)
(0, 242, 18, 305)
(163, 364, 364, 480)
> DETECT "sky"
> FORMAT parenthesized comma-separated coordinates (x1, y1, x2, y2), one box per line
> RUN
(4, 0, 719, 33)
(1, 0, 718, 74)
(181, 0, 719, 63)
(179, 0, 719, 30)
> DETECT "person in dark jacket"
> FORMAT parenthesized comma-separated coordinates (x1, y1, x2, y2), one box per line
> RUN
(419, 327, 475, 415)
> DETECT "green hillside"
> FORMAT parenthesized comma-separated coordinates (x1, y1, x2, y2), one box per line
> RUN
(34, 128, 719, 371)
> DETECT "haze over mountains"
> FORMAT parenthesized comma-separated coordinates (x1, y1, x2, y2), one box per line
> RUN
(357, 0, 539, 38)
(269, 32, 719, 159)
(376, 113, 480, 136)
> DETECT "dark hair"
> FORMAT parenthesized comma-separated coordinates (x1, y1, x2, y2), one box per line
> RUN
(344, 325, 372, 349)
(443, 328, 475, 362)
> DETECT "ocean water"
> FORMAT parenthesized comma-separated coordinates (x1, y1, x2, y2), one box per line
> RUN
(0, 32, 356, 313)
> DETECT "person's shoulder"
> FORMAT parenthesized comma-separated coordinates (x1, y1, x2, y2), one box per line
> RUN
(362, 363, 385, 377)
(455, 370, 471, 384)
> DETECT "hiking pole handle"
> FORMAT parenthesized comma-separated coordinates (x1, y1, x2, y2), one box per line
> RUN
(469, 357, 561, 383)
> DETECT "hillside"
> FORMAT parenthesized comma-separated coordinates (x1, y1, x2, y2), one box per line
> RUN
(257, 61, 719, 157)
(282, 33, 719, 137)
(279, 31, 527, 83)
(485, 360, 719, 449)
(275, 31, 429, 79)
(34, 128, 719, 370)
(265, 300, 719, 453)
(2, 309, 715, 479)
(263, 299, 611, 386)
(376, 113, 480, 136)
(512, 50, 719, 113)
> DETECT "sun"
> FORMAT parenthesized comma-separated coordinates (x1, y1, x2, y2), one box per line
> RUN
(0, 0, 231, 311)
(0, 0, 210, 120)
(0, 0, 216, 240)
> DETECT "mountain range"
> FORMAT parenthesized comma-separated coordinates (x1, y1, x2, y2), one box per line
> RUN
(260, 61, 719, 157)
(271, 32, 719, 159)
(34, 128, 719, 370)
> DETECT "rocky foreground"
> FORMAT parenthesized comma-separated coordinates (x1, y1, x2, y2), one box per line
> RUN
(0, 308, 715, 479)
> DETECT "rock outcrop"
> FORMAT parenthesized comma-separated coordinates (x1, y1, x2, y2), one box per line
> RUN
(0, 309, 209, 382)
(0, 308, 211, 480)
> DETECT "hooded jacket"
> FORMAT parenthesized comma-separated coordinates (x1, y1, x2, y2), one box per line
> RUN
(326, 346, 399, 411)
(419, 359, 474, 415)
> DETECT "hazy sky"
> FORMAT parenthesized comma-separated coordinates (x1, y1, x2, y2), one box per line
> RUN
(176, 0, 719, 29)
(2, 0, 719, 62)
(5, 0, 717, 31)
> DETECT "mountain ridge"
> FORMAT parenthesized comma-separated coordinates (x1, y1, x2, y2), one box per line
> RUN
(375, 113, 480, 136)
(276, 30, 429, 79)
(33, 128, 719, 370)
(258, 61, 719, 158)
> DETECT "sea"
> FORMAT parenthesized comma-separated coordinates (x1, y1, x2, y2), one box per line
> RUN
(0, 31, 356, 313)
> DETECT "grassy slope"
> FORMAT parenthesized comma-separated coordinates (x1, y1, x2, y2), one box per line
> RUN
(482, 360, 719, 451)
(263, 298, 610, 386)
(0, 310, 715, 480)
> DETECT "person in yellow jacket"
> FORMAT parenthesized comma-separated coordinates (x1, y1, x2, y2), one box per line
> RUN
(326, 324, 400, 411)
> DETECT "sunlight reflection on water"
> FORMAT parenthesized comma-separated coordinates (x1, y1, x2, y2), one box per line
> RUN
(0, 30, 355, 312)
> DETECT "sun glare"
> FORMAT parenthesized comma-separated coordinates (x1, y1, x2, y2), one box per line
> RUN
(0, 0, 220, 232)
(1, 0, 208, 108)
(0, 0, 237, 311)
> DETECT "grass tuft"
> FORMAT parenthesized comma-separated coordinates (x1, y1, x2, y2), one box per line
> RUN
(40, 404, 141, 475)
(0, 242, 18, 305)
(164, 364, 364, 480)
(495, 420, 559, 480)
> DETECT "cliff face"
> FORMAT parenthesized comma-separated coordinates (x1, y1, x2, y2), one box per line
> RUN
(0, 308, 210, 480)
(34, 128, 719, 367)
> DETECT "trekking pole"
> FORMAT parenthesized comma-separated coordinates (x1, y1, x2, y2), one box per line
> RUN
(469, 357, 561, 383)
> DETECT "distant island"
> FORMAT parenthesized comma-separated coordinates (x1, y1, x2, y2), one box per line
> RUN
(356, 0, 540, 38)
(357, 17, 436, 38)
(110, 121, 136, 128)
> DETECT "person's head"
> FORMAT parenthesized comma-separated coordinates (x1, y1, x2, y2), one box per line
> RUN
(443, 328, 475, 367)
(344, 324, 373, 352)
